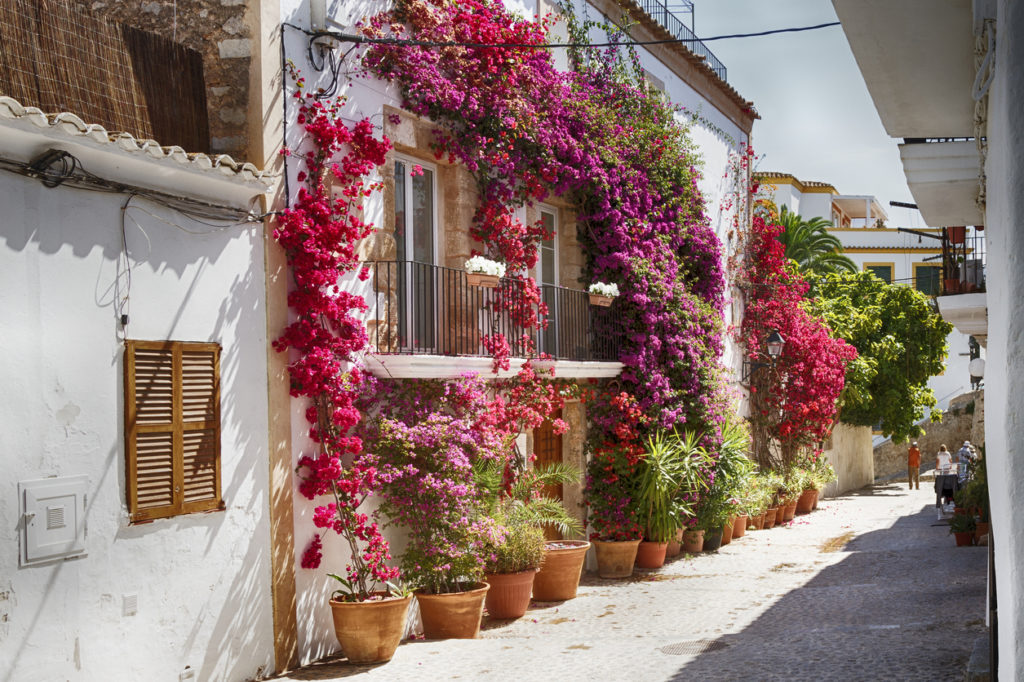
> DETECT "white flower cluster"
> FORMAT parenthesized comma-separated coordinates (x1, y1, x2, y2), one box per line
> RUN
(588, 281, 620, 297)
(464, 255, 507, 277)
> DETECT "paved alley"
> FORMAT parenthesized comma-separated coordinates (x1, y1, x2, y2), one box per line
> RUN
(276, 484, 987, 682)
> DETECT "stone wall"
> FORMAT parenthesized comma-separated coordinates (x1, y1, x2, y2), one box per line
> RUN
(872, 391, 980, 480)
(75, 0, 253, 158)
(821, 423, 874, 497)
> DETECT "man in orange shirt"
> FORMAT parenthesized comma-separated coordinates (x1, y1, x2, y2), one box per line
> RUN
(907, 441, 921, 490)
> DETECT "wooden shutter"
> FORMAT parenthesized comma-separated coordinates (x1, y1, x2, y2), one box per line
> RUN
(125, 340, 222, 523)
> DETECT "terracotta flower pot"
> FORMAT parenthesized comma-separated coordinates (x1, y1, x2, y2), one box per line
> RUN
(783, 499, 797, 521)
(763, 508, 778, 529)
(329, 594, 411, 665)
(415, 582, 489, 639)
(796, 489, 815, 514)
(702, 528, 723, 551)
(485, 569, 537, 619)
(593, 539, 641, 578)
(774, 506, 786, 525)
(953, 531, 974, 547)
(533, 540, 590, 601)
(811, 490, 820, 510)
(975, 522, 990, 544)
(666, 528, 684, 557)
(636, 540, 669, 568)
(752, 513, 765, 530)
(466, 272, 500, 288)
(681, 529, 705, 553)
(721, 518, 734, 545)
(732, 514, 748, 539)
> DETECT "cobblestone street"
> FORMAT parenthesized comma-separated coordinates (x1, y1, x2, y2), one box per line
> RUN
(277, 484, 987, 682)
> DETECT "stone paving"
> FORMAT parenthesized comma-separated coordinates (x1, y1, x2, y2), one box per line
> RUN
(274, 484, 987, 682)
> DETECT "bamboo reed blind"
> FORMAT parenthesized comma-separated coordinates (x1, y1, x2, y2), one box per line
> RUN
(0, 0, 210, 151)
(125, 340, 222, 523)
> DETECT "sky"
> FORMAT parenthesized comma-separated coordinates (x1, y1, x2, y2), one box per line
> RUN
(695, 0, 925, 229)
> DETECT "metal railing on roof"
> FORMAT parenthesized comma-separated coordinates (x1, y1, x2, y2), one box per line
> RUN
(634, 0, 727, 82)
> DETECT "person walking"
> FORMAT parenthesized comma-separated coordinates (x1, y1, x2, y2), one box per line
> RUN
(956, 441, 975, 482)
(907, 441, 921, 490)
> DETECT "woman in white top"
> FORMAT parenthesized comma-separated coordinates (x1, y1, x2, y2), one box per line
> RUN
(935, 444, 952, 473)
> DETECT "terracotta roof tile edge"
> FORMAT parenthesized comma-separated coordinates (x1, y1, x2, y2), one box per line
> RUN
(0, 95, 274, 187)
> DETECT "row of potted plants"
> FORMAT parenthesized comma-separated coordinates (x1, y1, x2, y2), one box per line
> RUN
(585, 416, 838, 578)
(950, 455, 990, 547)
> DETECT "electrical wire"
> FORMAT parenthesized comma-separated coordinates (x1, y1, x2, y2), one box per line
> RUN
(299, 21, 842, 51)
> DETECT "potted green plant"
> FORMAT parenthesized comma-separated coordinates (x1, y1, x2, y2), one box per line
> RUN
(480, 517, 546, 619)
(476, 462, 585, 610)
(694, 493, 731, 551)
(634, 429, 712, 568)
(949, 513, 977, 546)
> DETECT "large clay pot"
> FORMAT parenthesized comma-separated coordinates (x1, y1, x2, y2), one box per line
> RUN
(774, 506, 786, 525)
(783, 499, 798, 521)
(681, 529, 705, 553)
(721, 518, 734, 545)
(415, 583, 489, 639)
(329, 594, 411, 664)
(732, 514, 748, 539)
(636, 540, 669, 569)
(811, 490, 821, 510)
(796, 489, 815, 514)
(533, 541, 590, 601)
(593, 539, 641, 578)
(702, 528, 723, 552)
(763, 508, 778, 529)
(752, 513, 765, 530)
(953, 531, 974, 547)
(666, 528, 684, 558)
(975, 522, 990, 544)
(485, 569, 537, 619)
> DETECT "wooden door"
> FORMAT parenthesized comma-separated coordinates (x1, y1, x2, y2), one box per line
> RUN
(534, 409, 563, 540)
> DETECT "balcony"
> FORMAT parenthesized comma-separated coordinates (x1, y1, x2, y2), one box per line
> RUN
(361, 261, 624, 379)
(631, 0, 727, 82)
(936, 226, 987, 341)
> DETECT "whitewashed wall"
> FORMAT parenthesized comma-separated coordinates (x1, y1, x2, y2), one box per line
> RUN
(0, 171, 274, 681)
(983, 1, 1024, 677)
(820, 423, 874, 498)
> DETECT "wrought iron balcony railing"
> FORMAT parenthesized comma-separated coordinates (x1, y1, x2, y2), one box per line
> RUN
(364, 260, 620, 362)
(633, 0, 727, 82)
(940, 227, 985, 295)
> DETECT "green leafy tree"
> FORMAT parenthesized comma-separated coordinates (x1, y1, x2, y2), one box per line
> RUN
(805, 271, 953, 442)
(776, 205, 858, 275)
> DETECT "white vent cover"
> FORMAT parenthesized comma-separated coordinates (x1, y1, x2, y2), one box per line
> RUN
(19, 476, 88, 567)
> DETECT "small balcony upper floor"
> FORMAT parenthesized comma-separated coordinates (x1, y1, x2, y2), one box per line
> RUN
(935, 225, 987, 342)
(360, 260, 623, 380)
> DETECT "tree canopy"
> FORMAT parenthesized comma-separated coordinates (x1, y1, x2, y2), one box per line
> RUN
(805, 271, 953, 443)
(776, 205, 858, 275)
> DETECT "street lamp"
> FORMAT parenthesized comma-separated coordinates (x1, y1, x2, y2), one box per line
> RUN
(741, 330, 785, 383)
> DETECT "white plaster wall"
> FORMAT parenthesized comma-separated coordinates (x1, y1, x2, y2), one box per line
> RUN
(821, 423, 874, 497)
(983, 1, 1024, 677)
(0, 173, 274, 680)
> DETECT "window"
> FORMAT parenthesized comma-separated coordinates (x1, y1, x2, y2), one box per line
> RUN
(537, 208, 559, 356)
(863, 263, 894, 283)
(914, 264, 942, 296)
(124, 340, 222, 523)
(394, 157, 437, 351)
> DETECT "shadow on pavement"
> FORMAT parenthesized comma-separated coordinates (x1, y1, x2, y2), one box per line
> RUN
(668, 501, 987, 681)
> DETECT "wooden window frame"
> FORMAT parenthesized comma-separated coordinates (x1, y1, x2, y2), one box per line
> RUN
(124, 340, 223, 523)
(863, 262, 895, 284)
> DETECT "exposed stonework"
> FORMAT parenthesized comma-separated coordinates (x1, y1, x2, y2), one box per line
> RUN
(70, 0, 253, 158)
(873, 391, 981, 480)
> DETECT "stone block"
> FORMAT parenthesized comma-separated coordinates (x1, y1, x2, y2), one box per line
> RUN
(218, 39, 251, 59)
